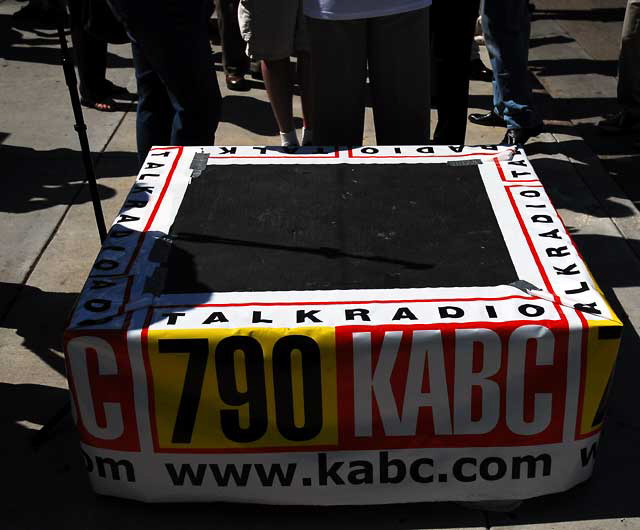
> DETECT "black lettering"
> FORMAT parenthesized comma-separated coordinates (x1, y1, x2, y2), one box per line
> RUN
(95, 456, 136, 482)
(511, 171, 531, 178)
(449, 145, 464, 153)
(580, 443, 598, 466)
(81, 449, 93, 472)
(118, 214, 140, 223)
(84, 299, 110, 313)
(526, 204, 546, 208)
(94, 259, 119, 271)
(574, 302, 602, 315)
(253, 147, 268, 154)
(254, 463, 296, 487)
(438, 306, 464, 319)
(145, 162, 164, 169)
(452, 458, 477, 482)
(392, 307, 418, 321)
(282, 146, 300, 154)
(486, 305, 498, 319)
(417, 146, 435, 154)
(540, 228, 562, 239)
(297, 309, 322, 323)
(132, 184, 154, 194)
(520, 190, 541, 198)
(164, 312, 185, 325)
(318, 454, 345, 485)
(394, 147, 402, 154)
(479, 457, 507, 481)
(209, 463, 251, 487)
(90, 279, 116, 290)
(151, 151, 170, 157)
(202, 311, 229, 324)
(165, 463, 206, 486)
(345, 308, 371, 322)
(512, 454, 552, 479)
(219, 147, 237, 155)
(361, 147, 379, 154)
(546, 246, 570, 257)
(518, 304, 545, 317)
(565, 281, 589, 295)
(532, 215, 553, 223)
(554, 263, 580, 275)
(509, 160, 527, 167)
(348, 460, 374, 485)
(252, 311, 273, 323)
(109, 229, 133, 238)
(125, 200, 147, 209)
(138, 173, 160, 180)
(409, 458, 434, 483)
(380, 452, 406, 484)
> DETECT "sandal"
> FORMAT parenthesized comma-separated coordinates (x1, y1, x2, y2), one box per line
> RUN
(80, 96, 116, 112)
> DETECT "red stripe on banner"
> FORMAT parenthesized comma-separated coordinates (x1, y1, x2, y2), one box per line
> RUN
(493, 157, 539, 182)
(124, 147, 184, 275)
(349, 150, 515, 159)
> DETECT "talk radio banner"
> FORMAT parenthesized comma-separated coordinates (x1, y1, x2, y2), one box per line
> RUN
(63, 145, 622, 504)
(64, 315, 620, 504)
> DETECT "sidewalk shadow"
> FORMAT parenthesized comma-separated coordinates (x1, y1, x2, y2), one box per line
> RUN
(0, 145, 138, 214)
(0, 281, 78, 376)
(220, 95, 302, 136)
(0, 13, 132, 67)
(532, 7, 626, 23)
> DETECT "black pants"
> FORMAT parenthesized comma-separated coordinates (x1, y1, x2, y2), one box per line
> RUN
(217, 0, 249, 75)
(431, 0, 480, 144)
(109, 0, 222, 162)
(68, 0, 108, 101)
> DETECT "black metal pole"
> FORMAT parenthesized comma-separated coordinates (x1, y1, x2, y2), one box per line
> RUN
(55, 15, 108, 242)
(33, 13, 110, 449)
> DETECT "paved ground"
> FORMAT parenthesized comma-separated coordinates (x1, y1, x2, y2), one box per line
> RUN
(1, 0, 639, 528)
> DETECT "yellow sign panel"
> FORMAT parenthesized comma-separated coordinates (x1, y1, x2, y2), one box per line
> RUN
(579, 320, 621, 435)
(147, 327, 338, 450)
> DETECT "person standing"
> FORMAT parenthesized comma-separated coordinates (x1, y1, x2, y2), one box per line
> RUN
(468, 0, 543, 145)
(217, 0, 250, 90)
(431, 0, 480, 144)
(238, 0, 313, 146)
(107, 0, 222, 163)
(598, 0, 640, 135)
(304, 0, 431, 147)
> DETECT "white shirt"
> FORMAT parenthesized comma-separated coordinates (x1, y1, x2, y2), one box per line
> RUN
(304, 0, 431, 20)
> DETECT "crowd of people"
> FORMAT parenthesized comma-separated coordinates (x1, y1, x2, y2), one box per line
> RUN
(12, 0, 640, 162)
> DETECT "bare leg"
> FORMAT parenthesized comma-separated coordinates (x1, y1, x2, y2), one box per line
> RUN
(297, 52, 313, 130)
(261, 57, 294, 133)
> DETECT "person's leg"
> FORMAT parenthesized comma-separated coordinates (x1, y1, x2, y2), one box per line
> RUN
(431, 0, 480, 144)
(217, 0, 250, 87)
(131, 41, 173, 163)
(368, 8, 430, 145)
(307, 17, 367, 146)
(261, 57, 296, 140)
(618, 0, 640, 116)
(482, 0, 541, 130)
(297, 51, 313, 132)
(68, 0, 109, 106)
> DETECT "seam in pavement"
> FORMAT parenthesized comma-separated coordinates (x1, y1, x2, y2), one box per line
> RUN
(0, 107, 132, 324)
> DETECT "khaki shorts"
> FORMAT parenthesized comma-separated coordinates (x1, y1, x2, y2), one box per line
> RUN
(238, 0, 310, 60)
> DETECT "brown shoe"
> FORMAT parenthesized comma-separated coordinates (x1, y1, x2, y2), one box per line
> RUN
(225, 73, 248, 91)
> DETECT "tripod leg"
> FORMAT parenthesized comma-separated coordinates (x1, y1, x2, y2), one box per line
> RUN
(32, 401, 72, 451)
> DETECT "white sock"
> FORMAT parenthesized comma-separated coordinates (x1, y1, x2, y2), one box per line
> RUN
(280, 130, 299, 147)
(302, 127, 314, 146)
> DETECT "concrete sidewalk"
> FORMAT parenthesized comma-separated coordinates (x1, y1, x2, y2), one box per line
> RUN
(1, 0, 639, 528)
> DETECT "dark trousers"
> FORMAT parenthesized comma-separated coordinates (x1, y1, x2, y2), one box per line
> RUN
(217, 0, 249, 75)
(109, 0, 222, 162)
(307, 9, 430, 146)
(68, 0, 108, 101)
(431, 0, 479, 144)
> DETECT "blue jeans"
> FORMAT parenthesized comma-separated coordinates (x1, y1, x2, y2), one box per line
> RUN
(110, 0, 221, 163)
(482, 0, 541, 130)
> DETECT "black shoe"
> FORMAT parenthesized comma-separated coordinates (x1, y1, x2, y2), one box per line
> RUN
(225, 73, 249, 91)
(469, 58, 493, 82)
(468, 111, 507, 128)
(500, 125, 543, 146)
